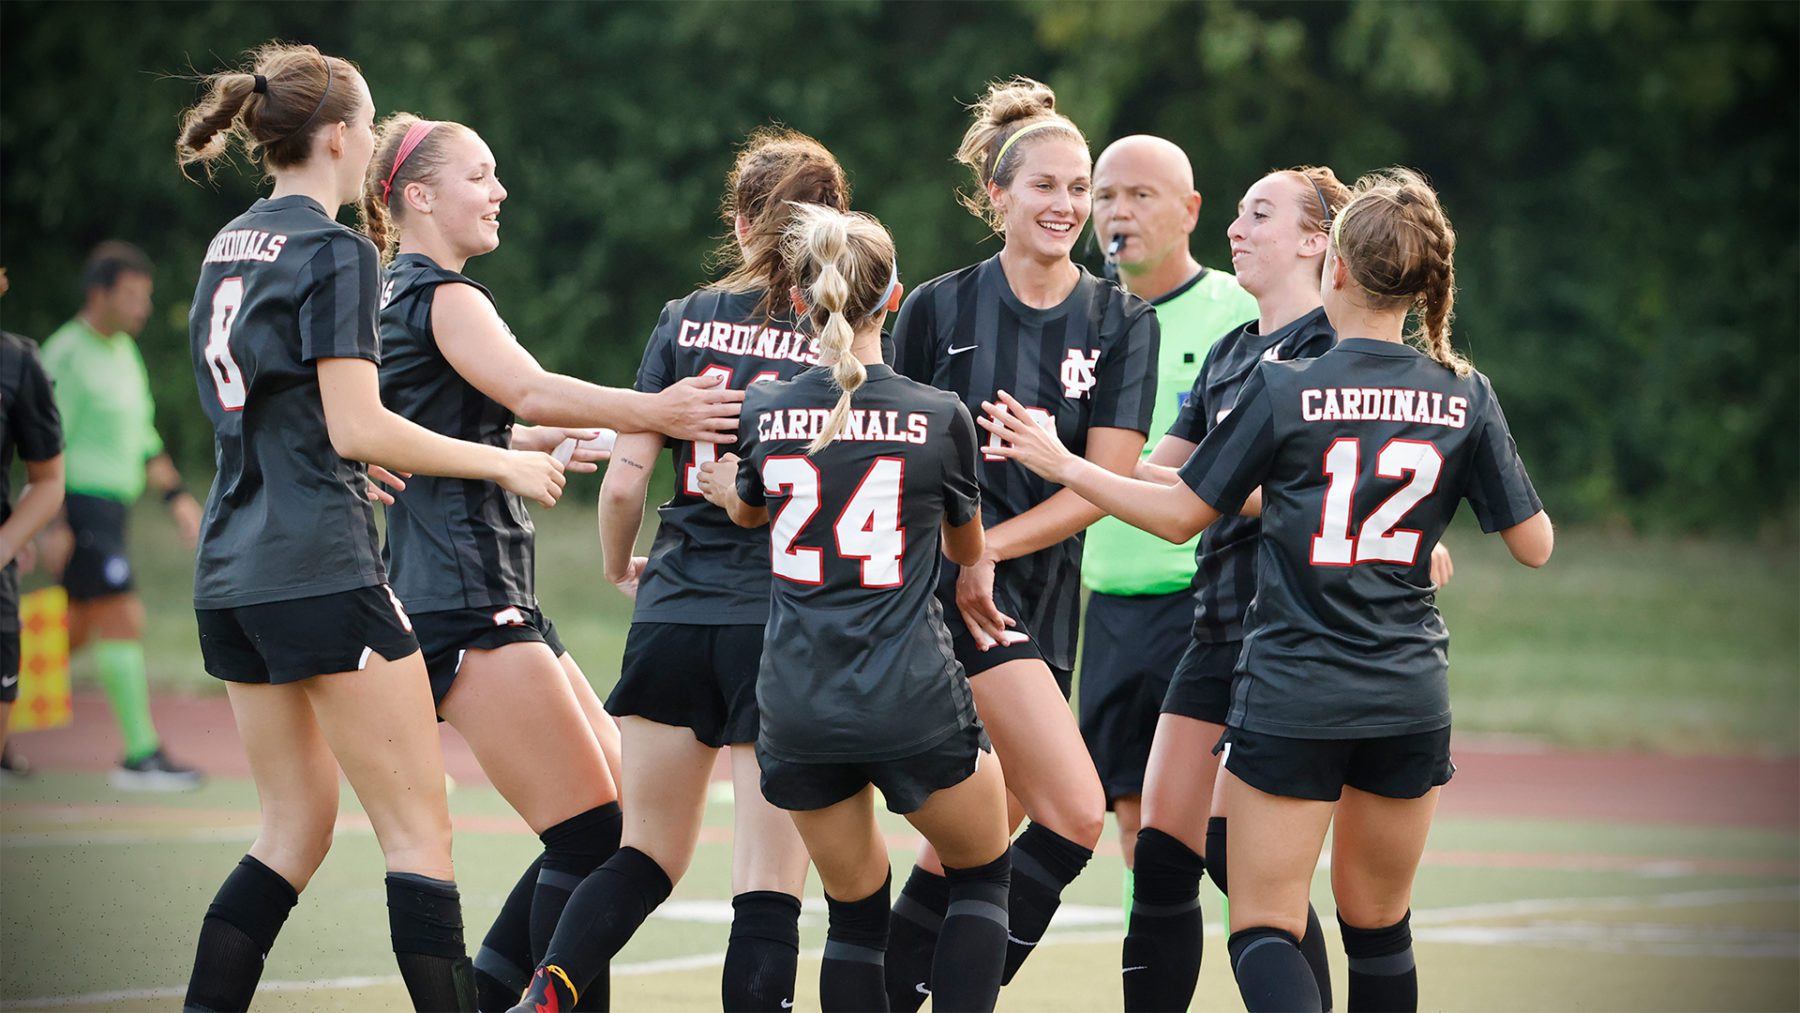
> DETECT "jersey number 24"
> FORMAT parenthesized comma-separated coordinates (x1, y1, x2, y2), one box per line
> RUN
(763, 456, 904, 589)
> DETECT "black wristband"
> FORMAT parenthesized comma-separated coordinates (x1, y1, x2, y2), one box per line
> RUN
(162, 486, 188, 505)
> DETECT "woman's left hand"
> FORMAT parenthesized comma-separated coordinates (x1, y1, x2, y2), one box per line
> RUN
(977, 390, 1080, 484)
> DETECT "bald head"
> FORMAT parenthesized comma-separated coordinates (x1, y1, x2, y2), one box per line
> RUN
(1097, 135, 1195, 194)
(1093, 135, 1203, 298)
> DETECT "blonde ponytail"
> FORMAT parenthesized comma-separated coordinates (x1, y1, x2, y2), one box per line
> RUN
(780, 204, 899, 455)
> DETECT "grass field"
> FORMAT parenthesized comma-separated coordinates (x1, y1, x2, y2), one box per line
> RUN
(59, 474, 1800, 753)
(3, 473, 1796, 1011)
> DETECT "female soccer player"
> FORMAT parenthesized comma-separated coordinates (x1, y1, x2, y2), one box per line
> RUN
(982, 167, 1553, 1013)
(359, 112, 746, 1011)
(695, 204, 1013, 1012)
(176, 43, 567, 1011)
(512, 129, 849, 1013)
(884, 77, 1159, 1005)
(1117, 166, 1351, 1012)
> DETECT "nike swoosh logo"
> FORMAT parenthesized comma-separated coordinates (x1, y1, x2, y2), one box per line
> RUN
(1007, 932, 1041, 946)
(948, 344, 978, 355)
(1122, 965, 1149, 973)
(0, 675, 16, 689)
(781, 1000, 794, 1009)
(914, 983, 931, 996)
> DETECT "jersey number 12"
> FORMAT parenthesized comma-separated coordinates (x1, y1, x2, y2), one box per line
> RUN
(763, 456, 904, 588)
(1310, 437, 1442, 566)
(205, 277, 249, 411)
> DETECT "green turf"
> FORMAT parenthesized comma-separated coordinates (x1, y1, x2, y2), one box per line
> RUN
(2, 771, 1796, 1011)
(53, 480, 1799, 754)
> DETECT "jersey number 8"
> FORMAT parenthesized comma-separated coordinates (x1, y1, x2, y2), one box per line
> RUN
(205, 277, 249, 411)
(762, 455, 905, 589)
(1310, 437, 1443, 566)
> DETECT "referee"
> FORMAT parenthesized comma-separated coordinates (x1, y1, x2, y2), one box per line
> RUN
(1078, 137, 1254, 884)
(41, 242, 202, 790)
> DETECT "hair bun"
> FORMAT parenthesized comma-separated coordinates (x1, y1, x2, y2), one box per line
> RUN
(978, 77, 1058, 130)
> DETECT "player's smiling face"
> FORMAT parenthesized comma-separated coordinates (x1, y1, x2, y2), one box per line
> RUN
(993, 137, 1091, 262)
(1227, 173, 1324, 298)
(433, 131, 509, 258)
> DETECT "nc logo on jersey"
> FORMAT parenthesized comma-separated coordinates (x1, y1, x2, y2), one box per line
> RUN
(380, 279, 396, 309)
(492, 606, 527, 627)
(1060, 349, 1101, 399)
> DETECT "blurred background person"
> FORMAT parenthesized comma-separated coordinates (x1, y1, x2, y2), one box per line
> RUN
(40, 241, 204, 790)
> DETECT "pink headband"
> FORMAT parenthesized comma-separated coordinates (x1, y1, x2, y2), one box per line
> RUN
(381, 121, 440, 206)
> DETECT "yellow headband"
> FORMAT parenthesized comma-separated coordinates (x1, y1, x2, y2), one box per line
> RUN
(990, 120, 1066, 181)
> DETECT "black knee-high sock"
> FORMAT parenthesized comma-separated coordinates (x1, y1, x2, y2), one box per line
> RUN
(722, 891, 802, 1011)
(536, 846, 673, 999)
(883, 865, 948, 1012)
(1340, 912, 1416, 1013)
(934, 853, 1010, 1013)
(1001, 822, 1094, 984)
(475, 857, 541, 1011)
(533, 804, 624, 1010)
(387, 873, 477, 1012)
(1228, 927, 1322, 1013)
(184, 855, 299, 1012)
(821, 874, 890, 1013)
(1208, 816, 1334, 1010)
(1121, 828, 1206, 1013)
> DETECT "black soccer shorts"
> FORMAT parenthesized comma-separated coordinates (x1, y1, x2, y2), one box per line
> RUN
(197, 584, 420, 686)
(1160, 638, 1242, 726)
(409, 604, 567, 706)
(1219, 724, 1455, 803)
(62, 494, 134, 601)
(608, 622, 763, 748)
(758, 721, 993, 816)
(0, 629, 19, 703)
(939, 582, 1074, 698)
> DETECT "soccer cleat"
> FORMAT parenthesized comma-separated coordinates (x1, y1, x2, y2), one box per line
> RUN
(509, 965, 577, 1013)
(0, 744, 31, 780)
(108, 748, 203, 792)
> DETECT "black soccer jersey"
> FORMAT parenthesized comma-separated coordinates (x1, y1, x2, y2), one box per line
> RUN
(188, 195, 386, 609)
(1166, 307, 1337, 644)
(0, 332, 63, 632)
(377, 254, 535, 613)
(631, 288, 821, 625)
(1178, 338, 1542, 738)
(893, 255, 1159, 669)
(735, 365, 982, 763)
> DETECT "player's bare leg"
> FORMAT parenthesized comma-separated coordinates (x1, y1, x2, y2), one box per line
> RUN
(1328, 787, 1438, 1013)
(1221, 772, 1334, 1012)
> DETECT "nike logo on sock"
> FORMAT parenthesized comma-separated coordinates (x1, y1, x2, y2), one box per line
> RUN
(948, 344, 978, 355)
(780, 1000, 794, 1009)
(914, 982, 931, 996)
(1007, 932, 1041, 946)
(1122, 965, 1149, 973)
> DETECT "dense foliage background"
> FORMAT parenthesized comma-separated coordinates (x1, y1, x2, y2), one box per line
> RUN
(3, 0, 1794, 533)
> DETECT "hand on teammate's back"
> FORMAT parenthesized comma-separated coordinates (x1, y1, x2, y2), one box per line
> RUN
(654, 373, 745, 444)
(696, 452, 740, 510)
(955, 555, 1024, 651)
(1430, 542, 1454, 587)
(364, 465, 408, 506)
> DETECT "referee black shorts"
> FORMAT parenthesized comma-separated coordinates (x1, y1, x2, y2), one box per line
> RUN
(1219, 724, 1455, 803)
(607, 622, 762, 748)
(758, 721, 993, 816)
(197, 584, 420, 686)
(1076, 590, 1192, 805)
(410, 604, 567, 707)
(938, 582, 1073, 699)
(1160, 638, 1242, 726)
(62, 493, 134, 601)
(0, 629, 19, 703)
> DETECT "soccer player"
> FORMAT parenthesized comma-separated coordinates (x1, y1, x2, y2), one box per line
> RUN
(0, 268, 67, 769)
(514, 128, 848, 1013)
(697, 203, 1013, 1013)
(885, 77, 1160, 1006)
(1114, 165, 1351, 1012)
(39, 241, 204, 789)
(359, 112, 746, 1011)
(175, 43, 567, 1011)
(1077, 135, 1256, 882)
(981, 167, 1553, 1013)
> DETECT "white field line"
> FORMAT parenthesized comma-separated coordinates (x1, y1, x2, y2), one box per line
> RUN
(6, 885, 1799, 1009)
